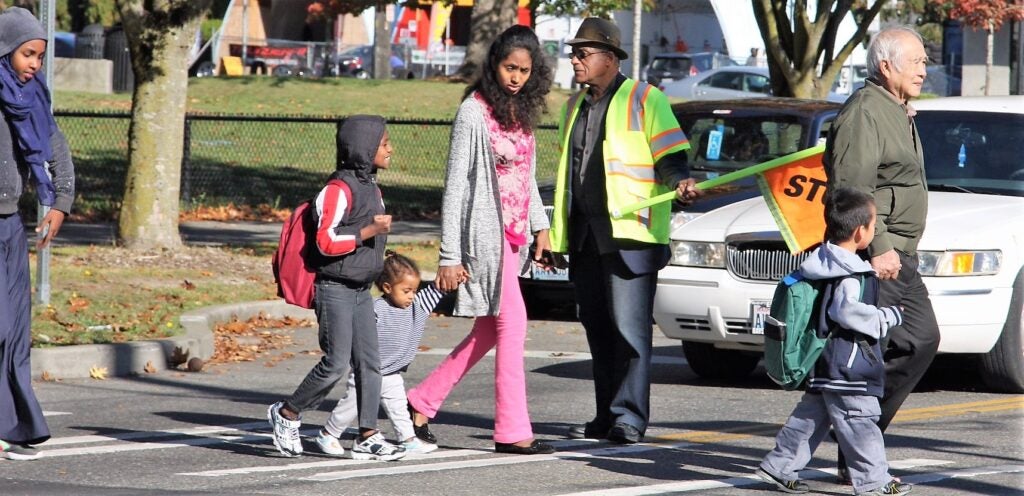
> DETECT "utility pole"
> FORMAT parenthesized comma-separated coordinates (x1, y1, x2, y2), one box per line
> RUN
(632, 0, 642, 80)
(36, 0, 56, 305)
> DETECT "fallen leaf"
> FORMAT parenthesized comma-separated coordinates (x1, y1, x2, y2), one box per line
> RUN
(89, 366, 108, 380)
(181, 279, 196, 290)
(144, 361, 157, 374)
(41, 371, 55, 381)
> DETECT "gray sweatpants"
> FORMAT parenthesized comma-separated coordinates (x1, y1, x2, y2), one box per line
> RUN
(760, 391, 892, 494)
(286, 280, 381, 430)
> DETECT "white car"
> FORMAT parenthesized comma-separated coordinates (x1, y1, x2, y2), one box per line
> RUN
(660, 67, 772, 100)
(653, 96, 1024, 393)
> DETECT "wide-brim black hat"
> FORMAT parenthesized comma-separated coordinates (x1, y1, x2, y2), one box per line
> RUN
(567, 17, 629, 60)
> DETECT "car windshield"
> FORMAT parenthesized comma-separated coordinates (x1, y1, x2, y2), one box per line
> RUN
(651, 57, 692, 73)
(916, 110, 1024, 196)
(676, 114, 808, 173)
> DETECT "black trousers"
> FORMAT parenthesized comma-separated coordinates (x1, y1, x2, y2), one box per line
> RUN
(876, 250, 940, 432)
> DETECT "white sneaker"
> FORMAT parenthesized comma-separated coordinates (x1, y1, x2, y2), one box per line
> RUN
(315, 430, 346, 456)
(351, 432, 406, 461)
(1, 440, 41, 461)
(402, 437, 438, 454)
(267, 402, 303, 457)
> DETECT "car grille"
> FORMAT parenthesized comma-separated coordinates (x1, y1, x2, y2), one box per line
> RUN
(672, 317, 752, 334)
(725, 235, 811, 282)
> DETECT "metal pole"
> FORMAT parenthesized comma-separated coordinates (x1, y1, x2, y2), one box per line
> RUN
(632, 0, 642, 80)
(35, 0, 56, 305)
(242, 0, 249, 69)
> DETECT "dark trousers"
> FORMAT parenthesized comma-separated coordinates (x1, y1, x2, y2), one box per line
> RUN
(0, 214, 50, 445)
(286, 279, 382, 430)
(571, 237, 657, 433)
(876, 251, 940, 431)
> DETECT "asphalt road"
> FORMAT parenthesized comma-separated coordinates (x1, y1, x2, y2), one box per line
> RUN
(5, 311, 1022, 495)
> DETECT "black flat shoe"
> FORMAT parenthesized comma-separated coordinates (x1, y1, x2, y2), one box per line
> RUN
(607, 422, 642, 444)
(494, 440, 556, 455)
(567, 422, 610, 440)
(408, 403, 437, 444)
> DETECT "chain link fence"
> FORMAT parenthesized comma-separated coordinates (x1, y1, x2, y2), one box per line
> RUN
(54, 111, 561, 220)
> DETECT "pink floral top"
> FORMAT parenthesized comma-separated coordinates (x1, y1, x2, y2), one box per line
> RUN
(475, 92, 535, 247)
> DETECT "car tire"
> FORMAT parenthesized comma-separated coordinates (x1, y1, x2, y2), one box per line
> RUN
(682, 342, 760, 380)
(979, 269, 1024, 393)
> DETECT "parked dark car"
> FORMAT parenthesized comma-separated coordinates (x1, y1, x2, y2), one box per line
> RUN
(324, 45, 414, 80)
(643, 52, 735, 87)
(518, 98, 842, 317)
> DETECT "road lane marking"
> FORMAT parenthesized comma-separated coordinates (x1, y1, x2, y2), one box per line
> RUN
(179, 448, 491, 476)
(42, 411, 72, 417)
(33, 397, 1021, 463)
(300, 441, 696, 482)
(893, 396, 1024, 422)
(553, 459, 954, 496)
(40, 422, 269, 447)
(899, 464, 1024, 484)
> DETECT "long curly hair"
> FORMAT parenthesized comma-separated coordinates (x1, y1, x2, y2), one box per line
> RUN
(463, 25, 553, 131)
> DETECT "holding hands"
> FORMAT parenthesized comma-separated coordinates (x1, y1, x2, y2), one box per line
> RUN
(437, 264, 470, 292)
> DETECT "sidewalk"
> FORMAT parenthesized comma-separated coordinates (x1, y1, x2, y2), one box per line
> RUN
(52, 219, 442, 246)
(30, 219, 442, 380)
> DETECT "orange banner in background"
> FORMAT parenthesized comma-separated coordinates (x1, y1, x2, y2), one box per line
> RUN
(756, 150, 828, 254)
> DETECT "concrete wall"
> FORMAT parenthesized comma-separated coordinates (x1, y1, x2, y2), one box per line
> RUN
(53, 57, 112, 94)
(961, 27, 1012, 96)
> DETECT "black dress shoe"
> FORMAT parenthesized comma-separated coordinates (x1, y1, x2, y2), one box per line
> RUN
(567, 422, 609, 439)
(408, 403, 437, 444)
(607, 423, 642, 444)
(494, 440, 556, 455)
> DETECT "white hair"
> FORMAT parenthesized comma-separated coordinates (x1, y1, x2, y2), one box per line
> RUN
(867, 26, 923, 78)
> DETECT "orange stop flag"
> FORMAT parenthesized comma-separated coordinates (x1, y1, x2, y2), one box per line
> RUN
(755, 149, 828, 254)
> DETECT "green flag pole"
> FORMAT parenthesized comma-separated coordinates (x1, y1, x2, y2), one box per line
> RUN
(610, 145, 826, 219)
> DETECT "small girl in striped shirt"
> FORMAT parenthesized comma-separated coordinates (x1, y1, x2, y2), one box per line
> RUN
(316, 251, 446, 456)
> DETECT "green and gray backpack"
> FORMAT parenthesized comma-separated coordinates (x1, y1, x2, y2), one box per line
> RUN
(763, 271, 862, 390)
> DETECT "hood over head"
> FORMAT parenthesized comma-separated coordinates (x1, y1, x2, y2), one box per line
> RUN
(336, 115, 386, 183)
(799, 242, 874, 280)
(0, 7, 46, 58)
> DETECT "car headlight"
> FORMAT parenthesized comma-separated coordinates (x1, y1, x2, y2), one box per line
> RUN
(917, 250, 1001, 276)
(670, 241, 726, 268)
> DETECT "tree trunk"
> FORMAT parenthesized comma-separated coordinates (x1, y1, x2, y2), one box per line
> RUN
(985, 23, 994, 96)
(455, 0, 517, 80)
(117, 0, 212, 250)
(373, 2, 390, 80)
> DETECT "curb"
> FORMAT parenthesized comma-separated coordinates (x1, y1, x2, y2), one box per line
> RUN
(31, 300, 315, 380)
(29, 270, 437, 380)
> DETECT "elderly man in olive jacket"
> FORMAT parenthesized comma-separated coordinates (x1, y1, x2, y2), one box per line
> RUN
(823, 26, 940, 482)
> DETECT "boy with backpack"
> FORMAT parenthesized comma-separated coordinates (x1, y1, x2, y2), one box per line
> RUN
(755, 187, 911, 496)
(268, 115, 405, 461)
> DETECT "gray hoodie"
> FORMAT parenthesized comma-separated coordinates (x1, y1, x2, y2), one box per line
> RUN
(799, 242, 901, 340)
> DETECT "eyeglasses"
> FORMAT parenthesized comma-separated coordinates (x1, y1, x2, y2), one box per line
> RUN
(570, 49, 609, 61)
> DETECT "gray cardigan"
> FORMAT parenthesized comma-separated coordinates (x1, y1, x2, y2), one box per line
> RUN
(0, 112, 75, 215)
(439, 95, 550, 317)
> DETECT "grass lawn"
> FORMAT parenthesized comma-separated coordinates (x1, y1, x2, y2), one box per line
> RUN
(56, 76, 570, 122)
(31, 241, 440, 347)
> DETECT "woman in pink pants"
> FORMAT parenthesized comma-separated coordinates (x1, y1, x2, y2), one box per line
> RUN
(406, 26, 555, 455)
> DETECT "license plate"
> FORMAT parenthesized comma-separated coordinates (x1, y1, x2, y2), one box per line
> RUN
(750, 300, 770, 335)
(532, 264, 569, 282)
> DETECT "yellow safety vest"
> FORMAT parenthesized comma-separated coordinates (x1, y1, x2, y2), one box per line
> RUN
(549, 78, 691, 253)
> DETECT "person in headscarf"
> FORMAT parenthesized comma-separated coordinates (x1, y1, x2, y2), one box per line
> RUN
(0, 6, 76, 461)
